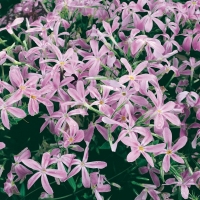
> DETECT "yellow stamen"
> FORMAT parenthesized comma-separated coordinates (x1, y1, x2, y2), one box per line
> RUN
(30, 95, 37, 100)
(121, 116, 126, 121)
(129, 75, 135, 80)
(157, 109, 162, 114)
(68, 137, 74, 143)
(19, 85, 26, 90)
(166, 150, 172, 155)
(99, 100, 104, 105)
(139, 146, 144, 151)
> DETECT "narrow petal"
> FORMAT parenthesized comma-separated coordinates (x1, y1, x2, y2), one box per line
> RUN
(163, 113, 181, 127)
(162, 155, 171, 172)
(82, 167, 90, 188)
(27, 172, 41, 189)
(172, 136, 187, 151)
(22, 159, 41, 171)
(41, 174, 53, 195)
(1, 110, 10, 129)
(142, 152, 154, 167)
(163, 127, 172, 148)
(171, 154, 184, 164)
(41, 153, 51, 169)
(7, 107, 26, 118)
(85, 161, 107, 169)
(126, 151, 140, 162)
(145, 143, 165, 153)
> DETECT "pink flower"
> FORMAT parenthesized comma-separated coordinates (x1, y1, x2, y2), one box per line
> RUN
(0, 95, 26, 129)
(119, 58, 155, 91)
(0, 17, 24, 34)
(84, 40, 109, 76)
(4, 172, 20, 197)
(121, 132, 165, 167)
(158, 127, 187, 172)
(90, 172, 111, 200)
(135, 184, 160, 200)
(146, 89, 181, 129)
(68, 142, 107, 188)
(142, 9, 165, 32)
(22, 152, 67, 194)
(0, 142, 5, 150)
(12, 148, 32, 181)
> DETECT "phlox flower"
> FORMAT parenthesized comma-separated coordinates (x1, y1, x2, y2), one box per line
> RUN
(0, 95, 26, 129)
(0, 17, 24, 34)
(165, 170, 196, 199)
(146, 88, 181, 129)
(157, 127, 187, 172)
(84, 40, 109, 76)
(12, 148, 32, 181)
(135, 184, 160, 200)
(121, 131, 165, 167)
(90, 172, 111, 200)
(68, 142, 107, 188)
(119, 58, 155, 91)
(22, 152, 67, 195)
(4, 172, 20, 197)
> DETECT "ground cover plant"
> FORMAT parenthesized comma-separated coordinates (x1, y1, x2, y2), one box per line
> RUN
(0, 0, 200, 199)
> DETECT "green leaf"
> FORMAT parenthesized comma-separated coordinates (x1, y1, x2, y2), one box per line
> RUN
(68, 177, 76, 192)
(99, 142, 110, 149)
(20, 182, 26, 197)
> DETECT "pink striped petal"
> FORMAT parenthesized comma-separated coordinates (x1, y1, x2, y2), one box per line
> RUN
(162, 155, 171, 172)
(82, 167, 90, 188)
(27, 172, 41, 189)
(41, 174, 53, 195)
(126, 151, 140, 162)
(172, 136, 187, 151)
(85, 161, 107, 169)
(22, 159, 41, 171)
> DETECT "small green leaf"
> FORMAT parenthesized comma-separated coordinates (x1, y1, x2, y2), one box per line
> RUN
(20, 182, 25, 197)
(68, 177, 76, 192)
(99, 142, 110, 149)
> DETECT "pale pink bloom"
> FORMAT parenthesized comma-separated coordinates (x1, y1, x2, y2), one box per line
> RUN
(139, 164, 160, 187)
(4, 172, 20, 197)
(0, 79, 14, 94)
(90, 172, 111, 200)
(0, 142, 5, 150)
(165, 170, 196, 199)
(26, 87, 53, 116)
(22, 152, 67, 194)
(84, 117, 108, 142)
(41, 43, 74, 75)
(146, 89, 181, 129)
(59, 128, 84, 148)
(84, 40, 109, 76)
(164, 17, 180, 35)
(0, 51, 7, 65)
(51, 104, 87, 135)
(121, 132, 165, 167)
(49, 150, 75, 182)
(102, 17, 120, 36)
(142, 9, 165, 32)
(183, 57, 200, 70)
(39, 192, 53, 199)
(131, 35, 165, 57)
(177, 91, 199, 107)
(0, 95, 26, 129)
(67, 80, 89, 106)
(119, 58, 155, 91)
(135, 184, 160, 200)
(12, 148, 32, 181)
(0, 17, 24, 34)
(102, 104, 153, 152)
(158, 127, 187, 172)
(68, 142, 107, 188)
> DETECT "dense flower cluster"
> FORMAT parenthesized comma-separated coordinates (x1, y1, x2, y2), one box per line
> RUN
(0, 0, 200, 199)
